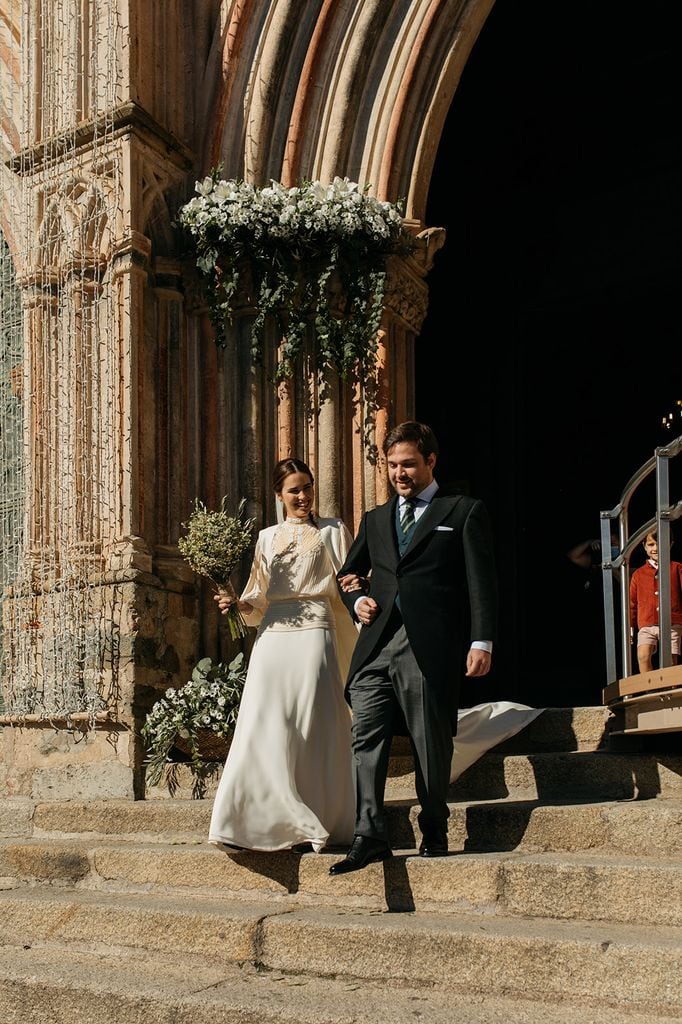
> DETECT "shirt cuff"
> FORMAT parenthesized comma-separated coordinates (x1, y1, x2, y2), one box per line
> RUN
(471, 641, 493, 654)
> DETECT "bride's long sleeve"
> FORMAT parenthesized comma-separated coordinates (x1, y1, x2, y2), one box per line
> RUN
(323, 520, 360, 683)
(239, 536, 269, 627)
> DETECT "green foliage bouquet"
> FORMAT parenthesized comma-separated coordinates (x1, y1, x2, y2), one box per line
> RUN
(141, 654, 247, 787)
(177, 174, 411, 388)
(177, 496, 255, 640)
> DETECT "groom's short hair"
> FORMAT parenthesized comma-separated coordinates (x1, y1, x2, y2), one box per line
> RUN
(383, 421, 439, 459)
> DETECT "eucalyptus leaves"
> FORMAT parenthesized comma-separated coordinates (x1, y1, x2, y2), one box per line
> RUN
(178, 174, 408, 387)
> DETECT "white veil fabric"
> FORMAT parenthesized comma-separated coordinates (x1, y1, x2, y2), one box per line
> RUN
(451, 702, 544, 782)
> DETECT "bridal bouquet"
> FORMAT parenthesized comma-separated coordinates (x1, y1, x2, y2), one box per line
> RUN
(178, 496, 255, 639)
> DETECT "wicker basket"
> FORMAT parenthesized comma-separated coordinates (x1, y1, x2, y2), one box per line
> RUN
(174, 729, 230, 763)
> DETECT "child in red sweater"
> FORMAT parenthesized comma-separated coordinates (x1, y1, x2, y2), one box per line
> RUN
(629, 530, 682, 673)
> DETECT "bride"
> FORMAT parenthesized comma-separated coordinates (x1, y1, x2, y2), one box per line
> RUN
(209, 458, 358, 853)
(209, 457, 541, 854)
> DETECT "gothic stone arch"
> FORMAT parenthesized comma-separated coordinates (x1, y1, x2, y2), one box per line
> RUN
(201, 0, 494, 527)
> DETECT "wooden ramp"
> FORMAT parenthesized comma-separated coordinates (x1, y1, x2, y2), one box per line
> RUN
(603, 664, 682, 735)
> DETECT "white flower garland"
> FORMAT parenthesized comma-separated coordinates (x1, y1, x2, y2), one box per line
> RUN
(182, 175, 402, 249)
(178, 175, 409, 386)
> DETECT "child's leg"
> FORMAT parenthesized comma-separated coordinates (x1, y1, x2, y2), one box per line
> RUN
(636, 626, 658, 674)
(637, 645, 654, 673)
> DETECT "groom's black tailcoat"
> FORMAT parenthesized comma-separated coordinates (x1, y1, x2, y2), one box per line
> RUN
(338, 490, 498, 732)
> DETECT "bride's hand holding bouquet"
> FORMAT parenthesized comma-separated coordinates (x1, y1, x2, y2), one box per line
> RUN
(178, 496, 256, 640)
(214, 589, 254, 618)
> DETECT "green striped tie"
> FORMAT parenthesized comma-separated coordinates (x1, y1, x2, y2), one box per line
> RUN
(400, 497, 417, 535)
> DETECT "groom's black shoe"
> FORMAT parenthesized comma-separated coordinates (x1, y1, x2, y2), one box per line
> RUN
(329, 835, 392, 875)
(418, 828, 448, 857)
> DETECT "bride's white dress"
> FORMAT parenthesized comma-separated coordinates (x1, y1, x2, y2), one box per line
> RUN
(208, 517, 543, 853)
(208, 518, 358, 852)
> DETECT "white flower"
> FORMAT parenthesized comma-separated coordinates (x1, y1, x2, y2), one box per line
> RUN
(213, 181, 237, 201)
(196, 177, 214, 197)
(141, 654, 247, 786)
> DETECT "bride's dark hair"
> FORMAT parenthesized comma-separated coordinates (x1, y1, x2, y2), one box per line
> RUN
(273, 457, 318, 526)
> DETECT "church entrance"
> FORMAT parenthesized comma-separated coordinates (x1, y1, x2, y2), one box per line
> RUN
(418, 0, 682, 709)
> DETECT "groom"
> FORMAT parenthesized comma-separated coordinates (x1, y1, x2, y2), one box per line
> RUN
(330, 421, 498, 874)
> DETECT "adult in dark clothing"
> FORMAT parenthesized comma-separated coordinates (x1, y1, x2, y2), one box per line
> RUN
(330, 421, 498, 875)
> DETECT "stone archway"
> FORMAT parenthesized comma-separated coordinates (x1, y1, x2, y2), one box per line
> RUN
(199, 0, 495, 529)
(417, 0, 682, 706)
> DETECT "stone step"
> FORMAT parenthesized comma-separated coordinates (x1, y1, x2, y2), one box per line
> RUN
(0, 887, 680, 1015)
(388, 750, 682, 801)
(32, 797, 213, 840)
(5, 795, 682, 859)
(354, 705, 611, 757)
(143, 746, 682, 805)
(478, 705, 610, 752)
(0, 944, 671, 1024)
(1, 836, 681, 927)
(389, 796, 682, 855)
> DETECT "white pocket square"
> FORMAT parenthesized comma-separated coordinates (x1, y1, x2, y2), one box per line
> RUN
(435, 525, 454, 532)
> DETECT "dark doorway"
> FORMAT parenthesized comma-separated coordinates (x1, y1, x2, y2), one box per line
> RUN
(418, 1, 682, 708)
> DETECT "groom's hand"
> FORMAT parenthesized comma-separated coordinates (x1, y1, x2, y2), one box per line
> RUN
(465, 648, 491, 677)
(355, 596, 379, 625)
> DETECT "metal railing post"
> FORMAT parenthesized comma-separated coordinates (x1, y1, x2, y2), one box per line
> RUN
(601, 434, 682, 687)
(600, 513, 618, 685)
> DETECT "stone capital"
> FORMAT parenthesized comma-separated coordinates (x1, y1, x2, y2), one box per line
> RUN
(384, 254, 430, 334)
(110, 232, 152, 277)
(109, 536, 154, 575)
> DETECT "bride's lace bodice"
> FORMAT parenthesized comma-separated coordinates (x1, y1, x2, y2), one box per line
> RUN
(240, 518, 346, 632)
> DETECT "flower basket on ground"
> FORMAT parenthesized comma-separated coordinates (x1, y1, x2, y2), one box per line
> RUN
(177, 174, 412, 390)
(173, 727, 230, 764)
(177, 496, 255, 640)
(141, 654, 247, 789)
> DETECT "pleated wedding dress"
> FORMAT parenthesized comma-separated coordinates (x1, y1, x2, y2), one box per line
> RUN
(208, 517, 358, 852)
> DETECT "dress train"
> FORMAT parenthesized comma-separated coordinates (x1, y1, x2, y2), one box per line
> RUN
(451, 701, 543, 782)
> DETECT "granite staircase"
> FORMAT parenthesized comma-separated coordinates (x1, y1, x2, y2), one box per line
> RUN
(1, 706, 682, 1024)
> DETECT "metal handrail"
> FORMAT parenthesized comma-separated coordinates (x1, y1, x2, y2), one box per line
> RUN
(600, 434, 682, 686)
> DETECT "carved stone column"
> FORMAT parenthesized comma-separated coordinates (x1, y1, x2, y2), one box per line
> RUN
(342, 228, 446, 529)
(264, 228, 445, 531)
(0, 117, 200, 800)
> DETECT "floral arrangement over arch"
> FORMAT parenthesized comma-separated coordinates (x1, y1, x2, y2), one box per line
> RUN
(177, 173, 412, 388)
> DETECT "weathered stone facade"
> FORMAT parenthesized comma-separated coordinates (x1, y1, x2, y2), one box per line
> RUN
(0, 0, 493, 797)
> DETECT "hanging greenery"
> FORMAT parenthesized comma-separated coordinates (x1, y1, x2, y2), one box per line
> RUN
(177, 173, 412, 387)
